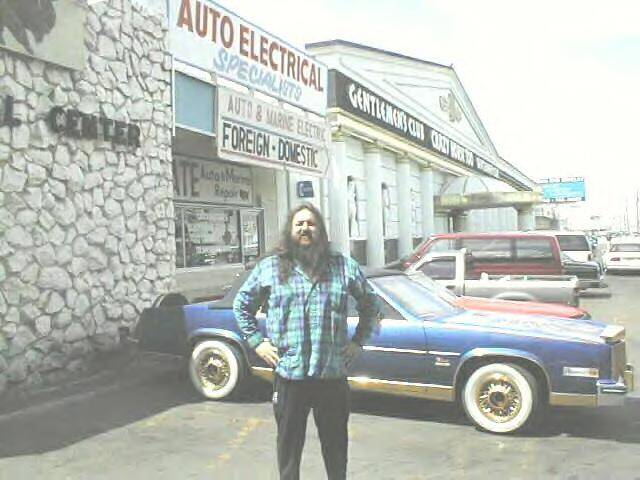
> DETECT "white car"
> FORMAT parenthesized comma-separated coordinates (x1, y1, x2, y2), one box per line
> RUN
(533, 230, 593, 262)
(603, 237, 640, 272)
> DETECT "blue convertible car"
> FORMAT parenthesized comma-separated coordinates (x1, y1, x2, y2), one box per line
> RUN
(135, 269, 634, 434)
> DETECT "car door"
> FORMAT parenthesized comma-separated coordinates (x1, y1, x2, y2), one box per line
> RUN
(346, 295, 429, 384)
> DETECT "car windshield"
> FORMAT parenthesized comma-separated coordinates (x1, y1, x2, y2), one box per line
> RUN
(406, 271, 460, 304)
(370, 275, 461, 318)
(611, 243, 640, 252)
(557, 235, 590, 251)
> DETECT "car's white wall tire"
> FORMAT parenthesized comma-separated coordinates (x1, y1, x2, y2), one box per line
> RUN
(189, 339, 244, 400)
(462, 363, 538, 434)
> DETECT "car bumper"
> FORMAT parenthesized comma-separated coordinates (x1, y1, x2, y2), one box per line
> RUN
(605, 264, 640, 272)
(597, 364, 634, 406)
(577, 276, 607, 289)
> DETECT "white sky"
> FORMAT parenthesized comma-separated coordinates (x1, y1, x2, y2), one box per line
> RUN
(144, 0, 640, 227)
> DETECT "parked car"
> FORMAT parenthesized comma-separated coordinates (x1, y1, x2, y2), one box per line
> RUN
(133, 269, 633, 434)
(533, 230, 594, 262)
(560, 252, 607, 289)
(402, 232, 564, 276)
(406, 270, 590, 319)
(406, 249, 581, 306)
(603, 237, 640, 272)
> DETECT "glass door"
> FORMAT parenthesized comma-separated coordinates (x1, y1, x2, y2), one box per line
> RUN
(240, 209, 264, 265)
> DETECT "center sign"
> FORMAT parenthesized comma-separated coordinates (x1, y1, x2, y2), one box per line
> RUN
(217, 88, 329, 176)
(170, 0, 327, 115)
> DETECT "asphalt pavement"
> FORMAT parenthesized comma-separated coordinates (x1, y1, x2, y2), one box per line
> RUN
(2, 273, 640, 479)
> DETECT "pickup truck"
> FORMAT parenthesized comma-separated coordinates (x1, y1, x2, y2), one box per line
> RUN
(407, 250, 581, 306)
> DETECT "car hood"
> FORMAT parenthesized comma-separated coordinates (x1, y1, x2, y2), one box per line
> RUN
(439, 310, 608, 344)
(455, 296, 586, 318)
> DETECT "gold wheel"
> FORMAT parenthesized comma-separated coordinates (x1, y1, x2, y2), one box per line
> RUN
(197, 348, 231, 391)
(475, 373, 522, 423)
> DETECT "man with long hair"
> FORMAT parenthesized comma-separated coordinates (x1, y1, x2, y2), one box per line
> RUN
(234, 203, 379, 480)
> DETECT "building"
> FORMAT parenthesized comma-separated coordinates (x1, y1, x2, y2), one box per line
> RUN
(0, 0, 174, 396)
(307, 40, 541, 266)
(167, 0, 331, 300)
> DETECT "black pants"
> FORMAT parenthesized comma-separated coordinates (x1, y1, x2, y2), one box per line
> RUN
(273, 375, 350, 480)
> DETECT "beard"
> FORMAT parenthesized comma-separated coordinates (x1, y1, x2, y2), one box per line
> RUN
(292, 236, 326, 275)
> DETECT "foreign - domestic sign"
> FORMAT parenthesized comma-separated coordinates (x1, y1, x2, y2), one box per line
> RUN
(217, 88, 329, 176)
(0, 0, 86, 70)
(539, 177, 586, 202)
(329, 70, 505, 181)
(169, 0, 327, 114)
(173, 156, 253, 205)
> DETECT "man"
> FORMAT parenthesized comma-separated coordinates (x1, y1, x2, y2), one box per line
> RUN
(233, 203, 379, 480)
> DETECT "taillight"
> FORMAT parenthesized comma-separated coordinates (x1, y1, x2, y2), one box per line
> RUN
(611, 257, 621, 262)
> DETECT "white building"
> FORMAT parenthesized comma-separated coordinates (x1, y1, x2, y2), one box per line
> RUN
(307, 41, 541, 266)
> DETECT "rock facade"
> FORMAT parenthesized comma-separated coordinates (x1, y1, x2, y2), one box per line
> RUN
(0, 0, 175, 397)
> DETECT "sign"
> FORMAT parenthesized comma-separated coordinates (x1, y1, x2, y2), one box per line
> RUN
(173, 156, 253, 205)
(329, 70, 508, 183)
(0, 0, 86, 70)
(296, 181, 314, 198)
(48, 107, 141, 147)
(169, 0, 327, 114)
(217, 88, 329, 176)
(539, 177, 586, 203)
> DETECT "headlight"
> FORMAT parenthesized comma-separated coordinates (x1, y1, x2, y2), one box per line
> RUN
(563, 367, 599, 378)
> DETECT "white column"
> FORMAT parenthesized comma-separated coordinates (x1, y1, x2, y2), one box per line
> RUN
(275, 169, 289, 234)
(363, 143, 385, 267)
(453, 212, 470, 232)
(396, 156, 413, 257)
(420, 165, 435, 239)
(328, 134, 350, 255)
(517, 205, 536, 231)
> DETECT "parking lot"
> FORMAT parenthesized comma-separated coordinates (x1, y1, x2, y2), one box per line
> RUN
(1, 273, 640, 480)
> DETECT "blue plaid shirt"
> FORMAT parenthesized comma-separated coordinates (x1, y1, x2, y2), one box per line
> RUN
(233, 253, 380, 380)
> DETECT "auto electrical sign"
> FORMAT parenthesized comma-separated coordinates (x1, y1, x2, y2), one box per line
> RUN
(217, 88, 329, 176)
(329, 70, 502, 180)
(170, 0, 327, 114)
(539, 177, 586, 202)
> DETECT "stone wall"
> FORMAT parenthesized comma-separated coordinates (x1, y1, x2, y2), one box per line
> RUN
(0, 0, 175, 397)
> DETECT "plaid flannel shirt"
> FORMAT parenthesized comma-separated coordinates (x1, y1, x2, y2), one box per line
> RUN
(233, 253, 380, 380)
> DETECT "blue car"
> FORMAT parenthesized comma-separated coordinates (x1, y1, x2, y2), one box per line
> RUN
(134, 269, 634, 434)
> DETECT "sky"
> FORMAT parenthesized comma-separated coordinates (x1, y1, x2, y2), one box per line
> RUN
(143, 0, 640, 229)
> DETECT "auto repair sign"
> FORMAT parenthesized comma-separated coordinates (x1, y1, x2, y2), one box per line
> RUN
(217, 88, 329, 176)
(170, 0, 327, 114)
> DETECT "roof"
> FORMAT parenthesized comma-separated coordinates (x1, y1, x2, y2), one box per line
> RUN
(305, 39, 450, 70)
(430, 232, 557, 239)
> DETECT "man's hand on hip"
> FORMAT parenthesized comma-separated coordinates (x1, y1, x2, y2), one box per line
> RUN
(255, 340, 279, 368)
(343, 341, 362, 368)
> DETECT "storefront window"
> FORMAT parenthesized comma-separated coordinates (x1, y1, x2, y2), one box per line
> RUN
(174, 205, 264, 269)
(175, 205, 241, 267)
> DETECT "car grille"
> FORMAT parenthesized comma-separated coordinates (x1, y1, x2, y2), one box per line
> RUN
(611, 341, 627, 380)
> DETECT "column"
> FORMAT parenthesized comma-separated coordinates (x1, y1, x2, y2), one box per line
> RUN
(517, 205, 536, 231)
(364, 142, 385, 267)
(275, 169, 289, 235)
(453, 211, 470, 232)
(396, 156, 413, 257)
(328, 133, 350, 255)
(420, 165, 435, 239)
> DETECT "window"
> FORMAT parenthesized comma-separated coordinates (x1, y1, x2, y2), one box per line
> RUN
(347, 296, 403, 320)
(175, 206, 241, 268)
(420, 258, 456, 280)
(557, 235, 590, 251)
(428, 238, 456, 252)
(175, 72, 215, 134)
(611, 243, 640, 252)
(515, 238, 554, 261)
(461, 238, 512, 260)
(372, 276, 458, 318)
